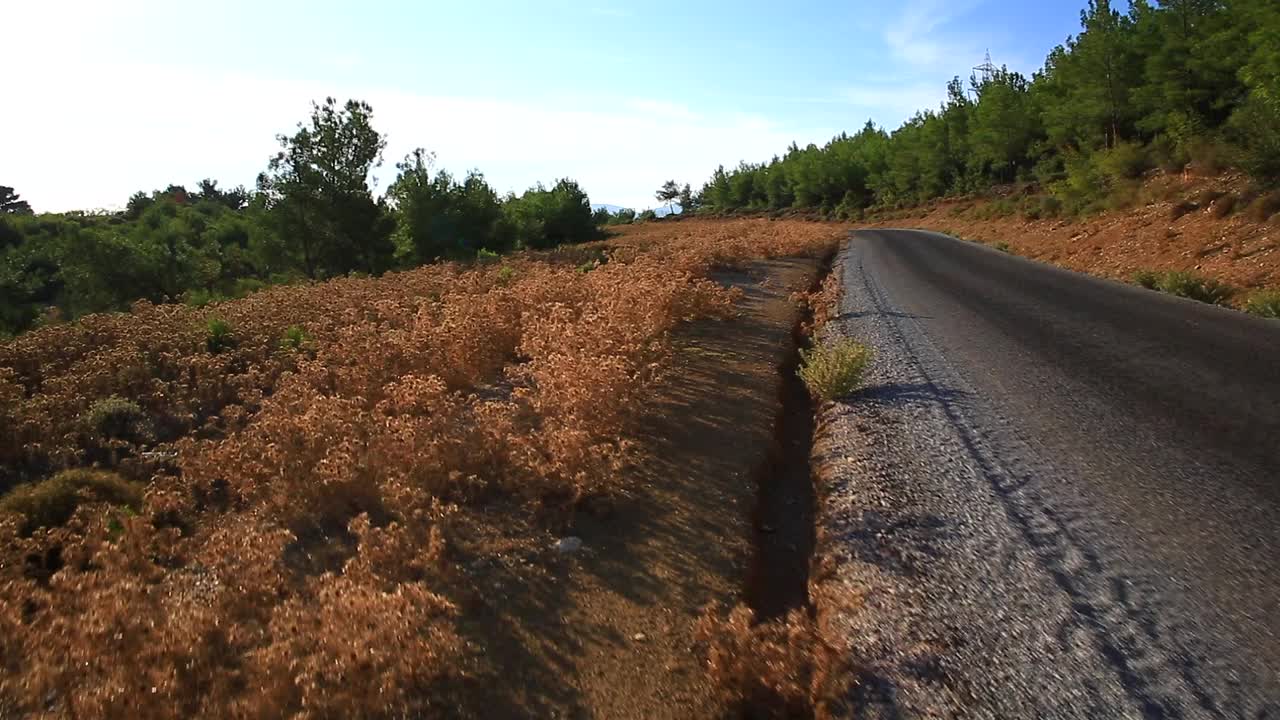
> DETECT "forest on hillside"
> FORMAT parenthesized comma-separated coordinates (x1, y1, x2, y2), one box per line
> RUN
(698, 0, 1280, 218)
(0, 99, 610, 337)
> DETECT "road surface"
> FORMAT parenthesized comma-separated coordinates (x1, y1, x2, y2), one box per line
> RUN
(820, 229, 1280, 718)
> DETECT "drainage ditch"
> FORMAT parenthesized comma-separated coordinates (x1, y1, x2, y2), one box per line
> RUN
(740, 253, 835, 719)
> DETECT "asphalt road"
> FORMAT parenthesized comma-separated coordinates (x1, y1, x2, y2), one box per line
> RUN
(823, 229, 1280, 718)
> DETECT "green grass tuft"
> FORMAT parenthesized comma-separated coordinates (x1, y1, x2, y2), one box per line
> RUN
(1244, 290, 1280, 319)
(1132, 269, 1161, 289)
(205, 317, 236, 354)
(279, 324, 313, 353)
(798, 339, 872, 402)
(1131, 270, 1235, 305)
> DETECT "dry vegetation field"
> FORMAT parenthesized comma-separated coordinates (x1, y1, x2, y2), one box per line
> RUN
(0, 219, 845, 719)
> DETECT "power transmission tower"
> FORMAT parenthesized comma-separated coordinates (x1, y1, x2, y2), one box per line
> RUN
(974, 50, 996, 84)
(966, 50, 997, 100)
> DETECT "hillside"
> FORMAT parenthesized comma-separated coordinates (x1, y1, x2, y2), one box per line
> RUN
(866, 173, 1280, 307)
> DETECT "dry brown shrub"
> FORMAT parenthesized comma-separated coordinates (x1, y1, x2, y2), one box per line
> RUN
(0, 218, 845, 718)
(802, 259, 844, 336)
(1197, 188, 1227, 206)
(1170, 200, 1199, 220)
(237, 573, 459, 719)
(1209, 193, 1238, 219)
(1247, 190, 1280, 223)
(696, 603, 843, 718)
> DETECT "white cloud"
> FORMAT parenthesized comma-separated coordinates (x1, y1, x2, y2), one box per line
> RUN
(882, 0, 986, 70)
(837, 83, 949, 121)
(0, 61, 834, 213)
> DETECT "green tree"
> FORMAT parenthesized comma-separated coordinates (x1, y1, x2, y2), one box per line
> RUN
(194, 179, 250, 211)
(655, 180, 681, 215)
(504, 179, 599, 249)
(0, 186, 33, 215)
(1130, 0, 1248, 143)
(1224, 0, 1280, 184)
(386, 149, 508, 262)
(1034, 1, 1141, 152)
(968, 67, 1040, 181)
(677, 183, 698, 213)
(257, 98, 395, 278)
(1239, 0, 1280, 112)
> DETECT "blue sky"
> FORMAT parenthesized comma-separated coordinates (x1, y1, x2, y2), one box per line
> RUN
(5, 0, 1085, 212)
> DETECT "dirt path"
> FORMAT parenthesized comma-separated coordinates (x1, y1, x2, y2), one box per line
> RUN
(450, 258, 822, 719)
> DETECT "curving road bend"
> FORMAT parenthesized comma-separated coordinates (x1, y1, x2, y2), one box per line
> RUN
(821, 229, 1280, 718)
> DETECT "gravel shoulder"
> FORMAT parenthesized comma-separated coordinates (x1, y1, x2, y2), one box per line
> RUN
(812, 230, 1280, 719)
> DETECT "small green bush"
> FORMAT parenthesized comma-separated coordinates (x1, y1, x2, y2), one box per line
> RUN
(232, 277, 267, 298)
(1098, 141, 1149, 181)
(205, 317, 236, 354)
(1050, 152, 1108, 215)
(1132, 270, 1161, 289)
(1036, 195, 1062, 219)
(798, 339, 872, 402)
(183, 289, 224, 308)
(1105, 181, 1142, 211)
(476, 248, 500, 262)
(1020, 198, 1042, 221)
(1158, 272, 1234, 305)
(1132, 270, 1235, 305)
(1188, 138, 1228, 175)
(1149, 135, 1188, 174)
(279, 325, 313, 353)
(498, 265, 516, 284)
(83, 396, 154, 445)
(0, 469, 143, 534)
(1244, 290, 1280, 319)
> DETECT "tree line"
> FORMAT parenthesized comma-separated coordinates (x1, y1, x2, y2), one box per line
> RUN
(0, 98, 604, 337)
(696, 0, 1280, 217)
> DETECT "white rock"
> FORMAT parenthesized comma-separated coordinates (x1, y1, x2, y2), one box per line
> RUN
(555, 536, 583, 554)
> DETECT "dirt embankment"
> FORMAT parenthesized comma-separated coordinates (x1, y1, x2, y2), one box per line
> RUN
(866, 174, 1280, 298)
